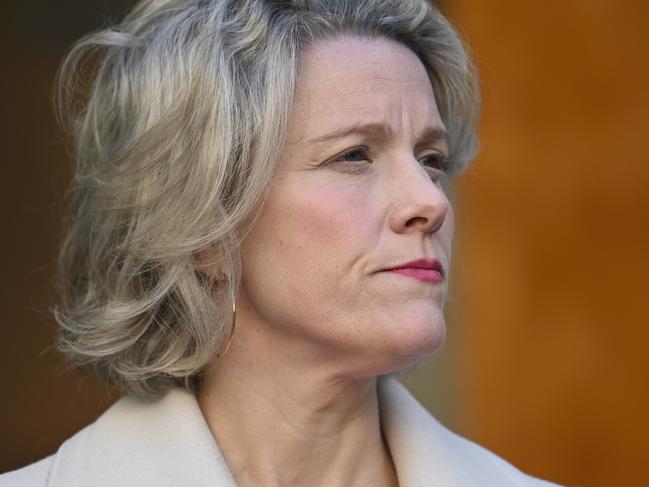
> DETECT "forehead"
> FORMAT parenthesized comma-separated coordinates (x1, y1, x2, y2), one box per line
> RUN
(287, 35, 442, 143)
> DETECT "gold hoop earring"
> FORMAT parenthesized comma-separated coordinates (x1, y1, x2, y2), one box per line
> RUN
(219, 300, 236, 357)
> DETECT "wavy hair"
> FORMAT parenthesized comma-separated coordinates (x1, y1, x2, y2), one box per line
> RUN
(54, 0, 480, 397)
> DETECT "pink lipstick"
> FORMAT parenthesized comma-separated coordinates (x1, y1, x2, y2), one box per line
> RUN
(383, 258, 444, 284)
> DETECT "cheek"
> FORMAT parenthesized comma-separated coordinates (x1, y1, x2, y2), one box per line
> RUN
(241, 176, 379, 306)
(302, 189, 374, 249)
(270, 177, 377, 260)
(238, 175, 385, 348)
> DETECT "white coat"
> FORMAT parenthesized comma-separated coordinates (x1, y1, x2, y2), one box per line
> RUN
(1, 376, 562, 486)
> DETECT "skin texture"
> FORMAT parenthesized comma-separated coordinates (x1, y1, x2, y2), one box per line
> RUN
(198, 35, 453, 487)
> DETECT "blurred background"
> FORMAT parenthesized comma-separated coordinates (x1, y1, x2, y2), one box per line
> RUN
(2, 1, 648, 485)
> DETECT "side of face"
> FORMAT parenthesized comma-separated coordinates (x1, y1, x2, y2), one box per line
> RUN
(237, 35, 454, 377)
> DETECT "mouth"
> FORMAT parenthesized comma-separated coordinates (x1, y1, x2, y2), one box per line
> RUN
(382, 258, 444, 284)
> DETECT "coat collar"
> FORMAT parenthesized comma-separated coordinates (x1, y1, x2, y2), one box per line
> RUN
(47, 376, 550, 487)
(378, 377, 541, 486)
(49, 385, 237, 487)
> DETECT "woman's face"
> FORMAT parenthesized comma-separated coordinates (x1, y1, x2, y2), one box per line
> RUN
(238, 36, 454, 376)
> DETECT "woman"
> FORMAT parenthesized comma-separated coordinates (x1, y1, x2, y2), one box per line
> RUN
(2, 0, 561, 485)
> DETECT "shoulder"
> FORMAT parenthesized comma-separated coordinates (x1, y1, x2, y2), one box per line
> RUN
(0, 456, 54, 487)
(2, 390, 236, 487)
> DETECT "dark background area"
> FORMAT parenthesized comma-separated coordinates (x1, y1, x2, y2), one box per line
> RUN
(3, 0, 136, 470)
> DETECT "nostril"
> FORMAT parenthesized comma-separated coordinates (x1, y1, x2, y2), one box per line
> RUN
(405, 216, 430, 228)
(405, 202, 447, 234)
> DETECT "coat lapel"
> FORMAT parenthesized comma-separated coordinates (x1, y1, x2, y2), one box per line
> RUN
(378, 375, 550, 487)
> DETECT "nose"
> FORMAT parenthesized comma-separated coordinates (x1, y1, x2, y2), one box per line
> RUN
(388, 165, 450, 235)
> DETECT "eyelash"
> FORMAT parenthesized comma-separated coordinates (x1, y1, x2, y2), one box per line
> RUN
(329, 146, 450, 176)
(332, 146, 372, 164)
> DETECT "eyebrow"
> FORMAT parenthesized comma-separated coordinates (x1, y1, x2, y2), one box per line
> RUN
(306, 122, 449, 149)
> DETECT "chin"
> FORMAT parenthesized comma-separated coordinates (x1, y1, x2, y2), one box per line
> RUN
(399, 318, 446, 357)
(369, 313, 447, 375)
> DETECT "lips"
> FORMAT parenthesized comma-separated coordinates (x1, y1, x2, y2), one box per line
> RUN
(382, 258, 444, 284)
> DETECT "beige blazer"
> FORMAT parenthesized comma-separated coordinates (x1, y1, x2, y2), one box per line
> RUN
(1, 376, 561, 486)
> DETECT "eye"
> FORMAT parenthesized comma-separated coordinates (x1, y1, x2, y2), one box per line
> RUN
(333, 146, 372, 163)
(324, 146, 373, 174)
(418, 152, 449, 172)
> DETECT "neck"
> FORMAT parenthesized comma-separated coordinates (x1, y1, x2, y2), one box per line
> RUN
(197, 326, 398, 487)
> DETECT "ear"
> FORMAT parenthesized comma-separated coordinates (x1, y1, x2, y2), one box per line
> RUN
(193, 246, 227, 281)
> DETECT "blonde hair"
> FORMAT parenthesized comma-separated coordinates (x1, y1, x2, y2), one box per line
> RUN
(55, 0, 479, 397)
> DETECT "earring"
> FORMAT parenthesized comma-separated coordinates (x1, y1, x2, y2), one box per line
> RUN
(218, 300, 236, 357)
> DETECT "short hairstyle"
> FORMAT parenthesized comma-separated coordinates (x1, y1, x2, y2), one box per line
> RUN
(55, 0, 480, 397)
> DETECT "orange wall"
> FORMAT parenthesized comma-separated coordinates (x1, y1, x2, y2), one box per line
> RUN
(441, 1, 649, 485)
